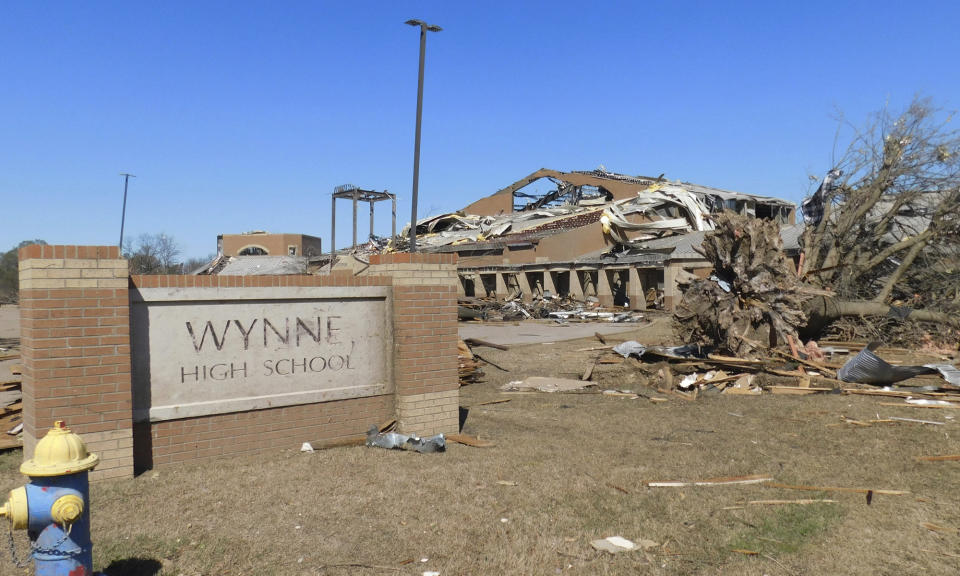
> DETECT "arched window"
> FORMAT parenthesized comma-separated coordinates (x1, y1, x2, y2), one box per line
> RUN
(238, 245, 268, 256)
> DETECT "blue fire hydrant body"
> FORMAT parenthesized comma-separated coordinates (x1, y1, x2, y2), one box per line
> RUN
(25, 474, 94, 576)
(1, 421, 99, 576)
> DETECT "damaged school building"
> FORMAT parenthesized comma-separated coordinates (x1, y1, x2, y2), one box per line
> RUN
(402, 168, 797, 310)
(200, 168, 799, 311)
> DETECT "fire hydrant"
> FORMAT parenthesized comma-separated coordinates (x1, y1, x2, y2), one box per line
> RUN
(0, 421, 99, 576)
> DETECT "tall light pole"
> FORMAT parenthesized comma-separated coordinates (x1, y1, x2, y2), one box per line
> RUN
(405, 18, 441, 252)
(119, 173, 135, 250)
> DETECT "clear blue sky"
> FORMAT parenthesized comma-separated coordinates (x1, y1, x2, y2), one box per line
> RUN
(2, 1, 957, 259)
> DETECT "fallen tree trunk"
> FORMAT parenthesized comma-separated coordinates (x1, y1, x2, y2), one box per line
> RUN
(801, 296, 960, 336)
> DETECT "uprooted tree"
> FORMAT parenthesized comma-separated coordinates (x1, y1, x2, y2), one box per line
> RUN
(801, 97, 960, 308)
(674, 214, 816, 356)
(677, 98, 960, 355)
(675, 211, 960, 357)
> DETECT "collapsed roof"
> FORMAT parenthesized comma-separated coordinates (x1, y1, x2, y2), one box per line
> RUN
(401, 168, 794, 254)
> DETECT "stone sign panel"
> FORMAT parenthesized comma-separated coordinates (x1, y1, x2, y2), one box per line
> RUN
(130, 286, 392, 421)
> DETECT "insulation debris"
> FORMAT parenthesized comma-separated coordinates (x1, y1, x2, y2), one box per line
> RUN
(365, 426, 446, 453)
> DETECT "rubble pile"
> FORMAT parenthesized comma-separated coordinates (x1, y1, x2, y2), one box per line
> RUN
(459, 295, 645, 323)
(674, 213, 813, 357)
(0, 341, 23, 450)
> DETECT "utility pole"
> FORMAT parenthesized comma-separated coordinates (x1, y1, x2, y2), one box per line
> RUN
(119, 173, 135, 250)
(405, 19, 442, 252)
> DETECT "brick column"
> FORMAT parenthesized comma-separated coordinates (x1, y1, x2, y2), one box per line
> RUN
(516, 271, 533, 302)
(627, 267, 646, 311)
(664, 262, 681, 311)
(19, 245, 133, 480)
(569, 269, 585, 300)
(368, 254, 459, 436)
(543, 270, 557, 297)
(597, 268, 614, 308)
(495, 272, 508, 300)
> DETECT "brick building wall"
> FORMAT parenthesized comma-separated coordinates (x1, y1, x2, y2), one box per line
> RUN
(220, 233, 323, 257)
(18, 247, 459, 479)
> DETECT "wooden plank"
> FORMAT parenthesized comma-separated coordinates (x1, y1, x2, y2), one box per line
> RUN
(467, 398, 512, 408)
(917, 454, 960, 462)
(446, 434, 495, 448)
(462, 338, 509, 351)
(575, 345, 613, 352)
(706, 354, 765, 366)
(647, 474, 772, 487)
(723, 499, 838, 509)
(767, 482, 909, 495)
(844, 389, 942, 399)
(767, 386, 832, 395)
(877, 402, 960, 409)
(581, 356, 597, 382)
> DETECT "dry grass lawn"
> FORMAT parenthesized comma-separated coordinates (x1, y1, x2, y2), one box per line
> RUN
(0, 316, 958, 575)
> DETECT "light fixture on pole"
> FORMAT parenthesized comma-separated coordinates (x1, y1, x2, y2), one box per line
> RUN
(119, 173, 135, 250)
(405, 18, 442, 252)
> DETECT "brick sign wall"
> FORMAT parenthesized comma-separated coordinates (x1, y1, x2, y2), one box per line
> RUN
(18, 247, 458, 480)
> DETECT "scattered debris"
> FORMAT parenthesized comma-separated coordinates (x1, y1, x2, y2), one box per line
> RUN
(838, 342, 960, 385)
(920, 522, 955, 534)
(500, 377, 596, 393)
(612, 341, 646, 358)
(365, 426, 446, 453)
(886, 416, 944, 426)
(462, 338, 509, 351)
(0, 354, 22, 450)
(458, 295, 646, 324)
(590, 536, 638, 554)
(458, 340, 485, 385)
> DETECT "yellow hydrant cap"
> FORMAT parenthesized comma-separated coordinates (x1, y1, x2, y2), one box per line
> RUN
(20, 421, 99, 477)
